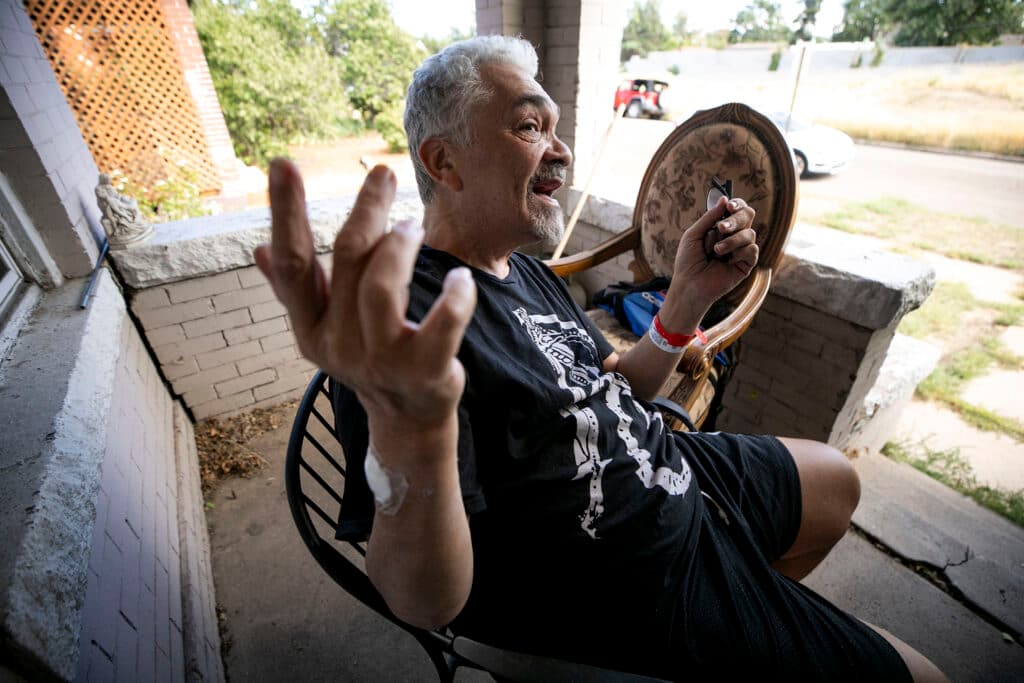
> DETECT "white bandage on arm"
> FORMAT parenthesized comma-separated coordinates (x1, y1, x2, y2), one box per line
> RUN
(364, 443, 409, 516)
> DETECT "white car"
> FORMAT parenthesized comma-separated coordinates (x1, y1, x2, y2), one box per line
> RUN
(768, 112, 855, 177)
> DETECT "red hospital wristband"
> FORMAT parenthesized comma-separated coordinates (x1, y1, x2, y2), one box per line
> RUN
(653, 314, 707, 348)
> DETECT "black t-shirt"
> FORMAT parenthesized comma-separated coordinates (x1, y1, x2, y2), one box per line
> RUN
(334, 248, 913, 680)
(404, 247, 703, 670)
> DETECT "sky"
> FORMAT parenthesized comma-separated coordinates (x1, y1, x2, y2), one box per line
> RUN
(389, 1, 847, 40)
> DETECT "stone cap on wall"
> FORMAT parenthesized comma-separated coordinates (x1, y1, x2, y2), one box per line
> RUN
(775, 224, 935, 330)
(111, 189, 424, 289)
(113, 187, 935, 333)
(0, 270, 125, 679)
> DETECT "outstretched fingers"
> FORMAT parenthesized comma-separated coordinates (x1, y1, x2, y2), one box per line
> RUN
(358, 219, 425, 349)
(331, 165, 398, 303)
(258, 158, 326, 341)
(417, 268, 477, 377)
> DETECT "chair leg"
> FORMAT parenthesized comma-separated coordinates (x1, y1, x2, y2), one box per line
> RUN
(414, 634, 458, 682)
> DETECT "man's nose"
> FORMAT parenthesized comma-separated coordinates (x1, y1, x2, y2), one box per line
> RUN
(545, 133, 573, 169)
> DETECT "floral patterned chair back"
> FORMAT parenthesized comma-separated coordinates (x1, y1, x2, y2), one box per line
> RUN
(545, 103, 798, 429)
(631, 102, 798, 305)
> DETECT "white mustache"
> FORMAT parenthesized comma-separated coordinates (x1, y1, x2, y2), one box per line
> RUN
(530, 166, 567, 185)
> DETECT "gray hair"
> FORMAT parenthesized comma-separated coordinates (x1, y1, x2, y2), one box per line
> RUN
(404, 35, 539, 204)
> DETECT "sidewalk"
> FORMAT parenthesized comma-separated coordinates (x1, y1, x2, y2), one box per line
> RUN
(206, 409, 1024, 681)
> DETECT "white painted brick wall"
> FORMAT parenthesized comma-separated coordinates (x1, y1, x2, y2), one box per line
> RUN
(182, 309, 251, 339)
(154, 331, 226, 366)
(138, 299, 216, 329)
(166, 271, 240, 304)
(0, 0, 101, 278)
(76, 299, 222, 683)
(223, 318, 287, 345)
(196, 339, 262, 371)
(130, 265, 315, 420)
(171, 364, 239, 396)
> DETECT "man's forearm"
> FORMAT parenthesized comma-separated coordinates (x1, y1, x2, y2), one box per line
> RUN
(364, 416, 473, 630)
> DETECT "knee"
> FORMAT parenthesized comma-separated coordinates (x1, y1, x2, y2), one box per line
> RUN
(820, 442, 860, 525)
(838, 448, 861, 516)
(781, 437, 861, 539)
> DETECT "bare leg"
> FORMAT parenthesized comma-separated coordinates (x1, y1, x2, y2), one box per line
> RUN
(757, 439, 943, 680)
(771, 437, 860, 580)
(866, 622, 949, 683)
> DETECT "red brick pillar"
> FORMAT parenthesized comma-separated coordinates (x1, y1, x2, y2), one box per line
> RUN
(160, 0, 239, 184)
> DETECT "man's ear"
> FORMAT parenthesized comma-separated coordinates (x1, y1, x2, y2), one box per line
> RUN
(419, 137, 463, 192)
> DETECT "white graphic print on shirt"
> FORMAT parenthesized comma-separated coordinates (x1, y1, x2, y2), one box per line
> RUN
(513, 307, 692, 538)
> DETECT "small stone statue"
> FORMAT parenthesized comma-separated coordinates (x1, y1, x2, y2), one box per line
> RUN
(95, 173, 153, 248)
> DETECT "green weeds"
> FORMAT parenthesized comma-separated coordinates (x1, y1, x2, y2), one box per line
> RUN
(883, 440, 1024, 527)
(808, 198, 1024, 269)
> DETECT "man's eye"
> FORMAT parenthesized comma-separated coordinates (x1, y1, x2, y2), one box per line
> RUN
(520, 122, 540, 133)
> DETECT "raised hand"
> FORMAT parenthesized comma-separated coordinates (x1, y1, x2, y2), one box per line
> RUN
(670, 196, 759, 311)
(253, 159, 477, 443)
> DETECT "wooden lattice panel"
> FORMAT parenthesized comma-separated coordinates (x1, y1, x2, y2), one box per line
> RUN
(25, 0, 221, 194)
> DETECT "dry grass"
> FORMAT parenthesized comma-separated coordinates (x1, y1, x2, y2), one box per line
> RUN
(194, 401, 297, 494)
(660, 62, 1024, 155)
(910, 63, 1024, 104)
(804, 64, 1024, 157)
(820, 112, 1024, 157)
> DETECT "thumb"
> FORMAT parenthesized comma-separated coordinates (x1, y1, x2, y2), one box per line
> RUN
(418, 267, 477, 365)
(685, 196, 728, 243)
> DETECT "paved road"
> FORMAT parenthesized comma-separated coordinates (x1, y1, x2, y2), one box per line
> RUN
(588, 119, 1024, 229)
(800, 144, 1024, 229)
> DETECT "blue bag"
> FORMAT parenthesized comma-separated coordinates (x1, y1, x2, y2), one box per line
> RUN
(592, 277, 671, 337)
(621, 290, 665, 337)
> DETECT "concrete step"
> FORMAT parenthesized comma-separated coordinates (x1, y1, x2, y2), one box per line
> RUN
(852, 453, 1024, 636)
(805, 533, 1024, 682)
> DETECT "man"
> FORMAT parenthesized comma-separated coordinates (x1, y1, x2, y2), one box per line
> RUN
(255, 36, 945, 681)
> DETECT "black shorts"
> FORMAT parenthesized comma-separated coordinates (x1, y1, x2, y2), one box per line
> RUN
(667, 432, 912, 682)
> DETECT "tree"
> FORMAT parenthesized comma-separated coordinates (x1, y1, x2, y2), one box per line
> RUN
(833, 0, 1024, 45)
(193, 0, 349, 166)
(884, 0, 1024, 46)
(832, 0, 888, 42)
(730, 0, 793, 43)
(672, 11, 695, 47)
(621, 0, 674, 62)
(314, 0, 425, 122)
(793, 0, 822, 41)
(421, 26, 476, 55)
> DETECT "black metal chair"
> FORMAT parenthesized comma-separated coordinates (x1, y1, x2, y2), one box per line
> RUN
(285, 370, 671, 682)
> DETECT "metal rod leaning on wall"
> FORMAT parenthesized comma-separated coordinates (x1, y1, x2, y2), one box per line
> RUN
(80, 201, 109, 309)
(80, 238, 109, 309)
(550, 103, 627, 260)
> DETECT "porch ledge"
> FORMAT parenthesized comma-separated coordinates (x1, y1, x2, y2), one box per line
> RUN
(776, 224, 935, 331)
(0, 271, 124, 680)
(111, 189, 424, 289)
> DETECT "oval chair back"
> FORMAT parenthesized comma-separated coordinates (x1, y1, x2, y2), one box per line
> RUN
(631, 102, 798, 305)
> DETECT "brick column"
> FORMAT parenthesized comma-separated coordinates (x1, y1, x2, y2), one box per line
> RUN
(161, 0, 239, 184)
(477, 0, 627, 187)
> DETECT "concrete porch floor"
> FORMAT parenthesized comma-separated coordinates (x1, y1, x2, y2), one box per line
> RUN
(206, 407, 1024, 682)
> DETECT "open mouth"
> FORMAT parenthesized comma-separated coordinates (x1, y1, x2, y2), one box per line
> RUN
(531, 177, 563, 203)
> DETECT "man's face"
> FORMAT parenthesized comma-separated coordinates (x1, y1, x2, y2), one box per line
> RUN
(450, 62, 573, 246)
